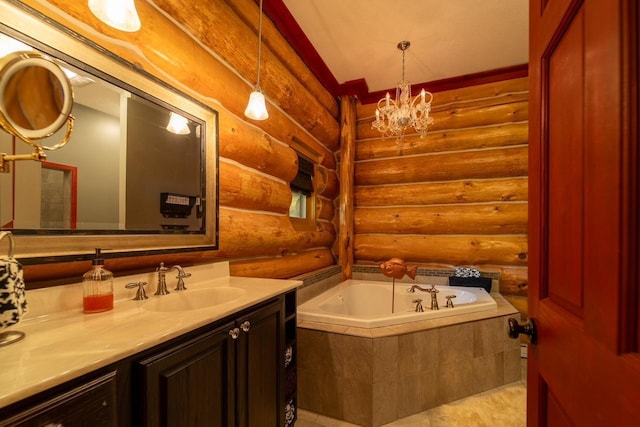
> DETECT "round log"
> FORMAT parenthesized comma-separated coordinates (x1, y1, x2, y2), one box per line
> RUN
(217, 208, 335, 258)
(498, 266, 529, 297)
(218, 111, 298, 182)
(354, 234, 528, 266)
(224, 0, 339, 118)
(24, 0, 338, 170)
(316, 197, 336, 222)
(151, 0, 340, 148)
(356, 122, 528, 161)
(355, 146, 528, 186)
(339, 97, 357, 280)
(358, 77, 529, 118)
(219, 161, 291, 214)
(355, 177, 529, 207)
(357, 101, 529, 140)
(315, 166, 340, 199)
(354, 203, 528, 235)
(229, 248, 335, 278)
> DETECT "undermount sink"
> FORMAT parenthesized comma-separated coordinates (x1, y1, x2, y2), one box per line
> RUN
(142, 287, 246, 312)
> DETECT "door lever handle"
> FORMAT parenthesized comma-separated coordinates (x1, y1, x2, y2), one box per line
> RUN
(507, 318, 537, 344)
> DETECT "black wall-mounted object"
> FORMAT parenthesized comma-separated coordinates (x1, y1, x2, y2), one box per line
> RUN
(160, 193, 197, 218)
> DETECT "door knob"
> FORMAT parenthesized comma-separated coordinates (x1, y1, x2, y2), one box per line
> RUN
(507, 317, 537, 344)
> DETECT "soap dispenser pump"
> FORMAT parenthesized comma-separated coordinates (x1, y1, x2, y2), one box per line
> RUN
(82, 248, 114, 313)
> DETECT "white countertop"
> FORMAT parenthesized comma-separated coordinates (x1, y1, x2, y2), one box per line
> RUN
(0, 261, 301, 408)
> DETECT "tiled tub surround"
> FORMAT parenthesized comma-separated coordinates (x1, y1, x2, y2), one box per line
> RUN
(295, 267, 519, 427)
(0, 262, 301, 407)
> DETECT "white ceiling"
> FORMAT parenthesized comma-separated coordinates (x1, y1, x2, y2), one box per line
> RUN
(282, 0, 529, 92)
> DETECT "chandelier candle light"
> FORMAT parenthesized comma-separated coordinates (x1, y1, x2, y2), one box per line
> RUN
(372, 41, 434, 138)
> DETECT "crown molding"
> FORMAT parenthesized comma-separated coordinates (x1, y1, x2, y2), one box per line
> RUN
(264, 0, 528, 103)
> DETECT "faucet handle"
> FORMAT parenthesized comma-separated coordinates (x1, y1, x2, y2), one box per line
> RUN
(445, 295, 456, 308)
(125, 281, 148, 300)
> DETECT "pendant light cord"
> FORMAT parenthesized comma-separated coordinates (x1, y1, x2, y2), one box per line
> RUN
(256, 0, 263, 89)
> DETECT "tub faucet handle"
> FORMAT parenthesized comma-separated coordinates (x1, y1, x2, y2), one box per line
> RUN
(445, 295, 456, 308)
(412, 298, 424, 312)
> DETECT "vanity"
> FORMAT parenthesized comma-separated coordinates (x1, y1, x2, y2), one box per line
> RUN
(0, 262, 300, 426)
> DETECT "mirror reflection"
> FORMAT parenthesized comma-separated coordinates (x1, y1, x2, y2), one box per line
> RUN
(0, 33, 205, 233)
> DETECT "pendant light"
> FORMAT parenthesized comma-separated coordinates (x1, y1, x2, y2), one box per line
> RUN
(88, 0, 141, 33)
(244, 0, 269, 120)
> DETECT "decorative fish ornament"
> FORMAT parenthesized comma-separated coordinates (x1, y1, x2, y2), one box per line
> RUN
(379, 257, 418, 280)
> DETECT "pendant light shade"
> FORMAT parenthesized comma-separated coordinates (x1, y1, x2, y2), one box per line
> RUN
(88, 0, 141, 33)
(244, 89, 269, 121)
(244, 0, 268, 120)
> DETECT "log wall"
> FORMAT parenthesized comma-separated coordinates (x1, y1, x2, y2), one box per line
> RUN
(354, 78, 529, 314)
(18, 0, 339, 284)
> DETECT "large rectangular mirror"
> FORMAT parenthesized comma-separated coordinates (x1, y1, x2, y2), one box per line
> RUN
(0, 2, 218, 261)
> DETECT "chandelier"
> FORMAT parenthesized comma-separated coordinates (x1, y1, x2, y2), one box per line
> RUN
(372, 41, 433, 138)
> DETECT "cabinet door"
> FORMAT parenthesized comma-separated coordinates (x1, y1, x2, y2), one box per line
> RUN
(0, 371, 116, 427)
(137, 322, 236, 427)
(236, 300, 283, 427)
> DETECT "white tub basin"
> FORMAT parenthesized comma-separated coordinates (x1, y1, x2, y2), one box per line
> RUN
(142, 287, 246, 312)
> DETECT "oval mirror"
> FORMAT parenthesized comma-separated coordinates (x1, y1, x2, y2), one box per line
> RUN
(0, 50, 73, 148)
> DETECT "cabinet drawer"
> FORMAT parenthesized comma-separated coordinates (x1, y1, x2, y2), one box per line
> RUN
(0, 371, 117, 427)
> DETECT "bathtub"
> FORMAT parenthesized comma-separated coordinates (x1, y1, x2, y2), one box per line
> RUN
(297, 279, 498, 328)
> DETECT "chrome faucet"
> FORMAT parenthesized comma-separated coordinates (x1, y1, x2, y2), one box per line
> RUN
(172, 265, 191, 291)
(154, 262, 191, 295)
(429, 286, 439, 310)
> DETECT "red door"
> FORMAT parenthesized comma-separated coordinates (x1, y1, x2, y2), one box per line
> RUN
(528, 0, 639, 425)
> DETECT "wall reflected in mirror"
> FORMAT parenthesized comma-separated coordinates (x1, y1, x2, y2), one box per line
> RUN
(0, 32, 205, 234)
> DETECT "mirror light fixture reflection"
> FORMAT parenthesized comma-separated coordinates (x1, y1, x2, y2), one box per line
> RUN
(244, 0, 268, 120)
(88, 0, 141, 33)
(166, 112, 191, 135)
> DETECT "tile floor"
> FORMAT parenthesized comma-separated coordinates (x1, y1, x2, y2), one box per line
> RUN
(296, 355, 527, 427)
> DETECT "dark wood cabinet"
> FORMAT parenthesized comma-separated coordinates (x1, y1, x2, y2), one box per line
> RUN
(0, 371, 117, 427)
(235, 299, 283, 427)
(283, 291, 297, 427)
(137, 321, 236, 427)
(137, 294, 294, 427)
(0, 289, 297, 427)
